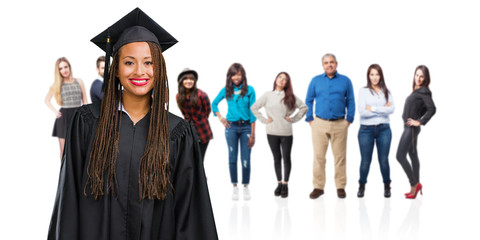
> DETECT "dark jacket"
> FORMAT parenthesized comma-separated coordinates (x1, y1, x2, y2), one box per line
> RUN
(401, 86, 436, 125)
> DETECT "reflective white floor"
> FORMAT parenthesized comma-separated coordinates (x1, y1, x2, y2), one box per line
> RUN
(203, 131, 480, 240)
(207, 180, 477, 240)
(209, 184, 417, 239)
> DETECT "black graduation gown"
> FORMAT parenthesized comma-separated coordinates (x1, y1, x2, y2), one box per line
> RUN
(48, 102, 218, 240)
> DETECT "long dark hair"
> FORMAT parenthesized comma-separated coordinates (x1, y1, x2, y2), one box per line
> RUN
(366, 64, 389, 102)
(412, 65, 431, 91)
(225, 63, 248, 99)
(177, 73, 199, 113)
(86, 41, 170, 201)
(272, 72, 296, 110)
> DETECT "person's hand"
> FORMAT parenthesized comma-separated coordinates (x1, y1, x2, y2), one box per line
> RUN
(285, 116, 292, 122)
(347, 121, 351, 127)
(406, 118, 421, 127)
(266, 117, 273, 124)
(248, 135, 255, 148)
(385, 101, 392, 107)
(56, 111, 62, 118)
(366, 105, 372, 111)
(220, 117, 230, 128)
(308, 121, 313, 127)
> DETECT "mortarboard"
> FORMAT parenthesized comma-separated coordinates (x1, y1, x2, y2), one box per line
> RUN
(91, 7, 178, 87)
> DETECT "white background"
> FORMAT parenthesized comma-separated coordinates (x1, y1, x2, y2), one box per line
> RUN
(1, 0, 479, 239)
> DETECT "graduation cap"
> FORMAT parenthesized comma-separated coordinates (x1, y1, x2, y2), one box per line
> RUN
(91, 7, 178, 86)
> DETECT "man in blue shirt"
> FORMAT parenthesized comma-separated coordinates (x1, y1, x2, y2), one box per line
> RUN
(90, 56, 105, 103)
(305, 53, 355, 199)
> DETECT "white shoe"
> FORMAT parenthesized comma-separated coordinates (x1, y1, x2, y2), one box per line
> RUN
(243, 186, 251, 201)
(232, 186, 239, 200)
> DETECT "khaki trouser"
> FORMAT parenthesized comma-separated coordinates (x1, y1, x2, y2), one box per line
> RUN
(311, 117, 349, 189)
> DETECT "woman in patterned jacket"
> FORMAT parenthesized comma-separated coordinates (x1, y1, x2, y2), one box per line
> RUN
(176, 68, 213, 163)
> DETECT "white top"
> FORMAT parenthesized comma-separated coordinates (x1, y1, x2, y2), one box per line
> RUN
(251, 90, 308, 136)
(357, 87, 395, 125)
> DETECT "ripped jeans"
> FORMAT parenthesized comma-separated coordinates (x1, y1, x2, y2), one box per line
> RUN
(225, 121, 252, 185)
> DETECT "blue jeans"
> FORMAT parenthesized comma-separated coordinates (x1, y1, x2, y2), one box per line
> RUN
(357, 124, 392, 184)
(225, 122, 252, 185)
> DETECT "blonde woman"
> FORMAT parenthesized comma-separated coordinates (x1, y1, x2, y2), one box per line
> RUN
(44, 57, 87, 159)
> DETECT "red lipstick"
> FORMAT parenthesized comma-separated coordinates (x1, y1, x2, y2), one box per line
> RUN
(129, 78, 149, 86)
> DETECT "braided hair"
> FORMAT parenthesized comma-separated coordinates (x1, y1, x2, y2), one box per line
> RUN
(85, 41, 171, 200)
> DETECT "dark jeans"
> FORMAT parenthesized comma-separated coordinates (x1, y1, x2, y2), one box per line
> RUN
(267, 134, 293, 182)
(199, 141, 209, 163)
(225, 122, 252, 185)
(357, 124, 392, 184)
(396, 126, 421, 186)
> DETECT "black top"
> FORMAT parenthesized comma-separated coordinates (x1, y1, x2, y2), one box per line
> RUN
(48, 102, 218, 240)
(401, 86, 436, 125)
(89, 79, 103, 103)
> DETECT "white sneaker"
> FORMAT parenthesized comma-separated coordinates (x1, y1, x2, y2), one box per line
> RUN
(243, 186, 251, 201)
(232, 186, 239, 200)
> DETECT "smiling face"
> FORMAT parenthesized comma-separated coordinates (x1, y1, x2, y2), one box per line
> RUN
(322, 55, 337, 78)
(231, 71, 242, 87)
(58, 61, 71, 79)
(368, 68, 380, 87)
(117, 42, 154, 98)
(414, 69, 425, 88)
(182, 77, 195, 90)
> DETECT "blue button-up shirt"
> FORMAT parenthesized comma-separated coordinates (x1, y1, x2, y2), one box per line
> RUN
(305, 72, 355, 123)
(212, 84, 257, 123)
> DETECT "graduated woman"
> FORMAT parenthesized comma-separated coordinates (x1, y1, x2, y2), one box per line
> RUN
(48, 8, 217, 239)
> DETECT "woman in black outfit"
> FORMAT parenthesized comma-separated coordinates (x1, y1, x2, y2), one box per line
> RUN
(396, 65, 436, 199)
(48, 8, 218, 239)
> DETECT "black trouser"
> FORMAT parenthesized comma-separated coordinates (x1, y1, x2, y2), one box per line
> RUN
(396, 126, 421, 186)
(199, 141, 209, 163)
(267, 134, 293, 182)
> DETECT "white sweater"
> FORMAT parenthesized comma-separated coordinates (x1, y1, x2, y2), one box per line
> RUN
(251, 90, 308, 136)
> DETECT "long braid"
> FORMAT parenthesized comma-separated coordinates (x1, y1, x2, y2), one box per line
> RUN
(86, 42, 171, 201)
(85, 50, 122, 200)
(139, 42, 170, 200)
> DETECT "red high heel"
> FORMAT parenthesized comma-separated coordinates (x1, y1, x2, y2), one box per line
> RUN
(406, 183, 422, 199)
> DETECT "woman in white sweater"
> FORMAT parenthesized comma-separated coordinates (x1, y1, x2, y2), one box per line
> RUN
(251, 72, 308, 198)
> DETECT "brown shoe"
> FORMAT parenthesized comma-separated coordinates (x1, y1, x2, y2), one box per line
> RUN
(337, 189, 346, 198)
(310, 189, 324, 199)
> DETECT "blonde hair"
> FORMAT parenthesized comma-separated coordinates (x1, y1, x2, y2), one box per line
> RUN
(52, 57, 72, 105)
